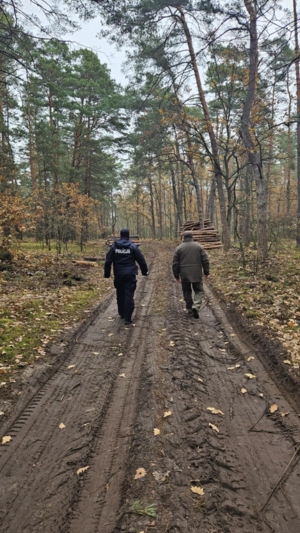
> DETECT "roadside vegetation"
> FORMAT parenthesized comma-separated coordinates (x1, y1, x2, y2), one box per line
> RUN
(0, 240, 112, 386)
(210, 244, 300, 369)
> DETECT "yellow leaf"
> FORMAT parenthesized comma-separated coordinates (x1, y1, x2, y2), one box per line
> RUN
(270, 404, 278, 414)
(283, 360, 292, 365)
(259, 393, 264, 397)
(153, 428, 160, 436)
(227, 364, 240, 370)
(2, 435, 11, 444)
(247, 356, 255, 361)
(164, 410, 172, 418)
(119, 373, 126, 378)
(68, 365, 75, 369)
(170, 341, 175, 347)
(281, 412, 290, 417)
(208, 423, 219, 433)
(191, 486, 205, 496)
(241, 388, 247, 394)
(245, 373, 256, 379)
(198, 378, 203, 382)
(108, 333, 113, 337)
(77, 466, 90, 475)
(207, 407, 224, 416)
(118, 353, 123, 356)
(93, 352, 99, 355)
(134, 467, 147, 480)
(59, 423, 66, 429)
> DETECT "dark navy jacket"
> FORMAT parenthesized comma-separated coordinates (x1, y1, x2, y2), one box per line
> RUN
(104, 238, 148, 278)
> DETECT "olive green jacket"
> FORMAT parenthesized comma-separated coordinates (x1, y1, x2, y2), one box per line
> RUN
(172, 238, 209, 283)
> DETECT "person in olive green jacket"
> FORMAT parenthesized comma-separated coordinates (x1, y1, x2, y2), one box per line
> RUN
(172, 231, 210, 319)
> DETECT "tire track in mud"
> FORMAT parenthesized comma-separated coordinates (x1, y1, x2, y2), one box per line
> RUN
(0, 252, 156, 533)
(2, 244, 300, 533)
(115, 250, 300, 533)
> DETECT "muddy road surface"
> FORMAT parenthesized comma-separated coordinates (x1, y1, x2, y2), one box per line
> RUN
(1, 243, 300, 533)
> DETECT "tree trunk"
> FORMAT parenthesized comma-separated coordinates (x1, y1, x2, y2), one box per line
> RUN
(177, 6, 230, 248)
(287, 72, 292, 216)
(239, 0, 268, 258)
(26, 75, 37, 192)
(170, 167, 183, 228)
(148, 170, 156, 239)
(293, 0, 300, 246)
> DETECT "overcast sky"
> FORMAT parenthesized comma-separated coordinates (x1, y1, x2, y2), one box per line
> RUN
(21, 0, 294, 88)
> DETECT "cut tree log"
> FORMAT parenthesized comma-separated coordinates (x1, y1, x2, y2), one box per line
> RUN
(83, 257, 105, 262)
(72, 261, 99, 268)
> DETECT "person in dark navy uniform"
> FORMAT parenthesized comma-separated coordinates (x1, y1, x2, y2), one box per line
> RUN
(104, 229, 149, 324)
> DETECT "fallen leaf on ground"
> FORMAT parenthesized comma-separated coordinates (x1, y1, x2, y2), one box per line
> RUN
(0, 411, 4, 416)
(259, 393, 264, 397)
(281, 412, 290, 417)
(68, 365, 75, 369)
(283, 360, 292, 365)
(119, 373, 126, 378)
(198, 378, 203, 382)
(77, 466, 90, 475)
(153, 470, 170, 482)
(0, 369, 6, 374)
(245, 373, 256, 379)
(208, 423, 219, 433)
(169, 341, 175, 347)
(59, 423, 66, 429)
(270, 404, 278, 414)
(108, 333, 113, 337)
(227, 364, 240, 370)
(93, 352, 99, 355)
(241, 388, 248, 394)
(191, 486, 205, 496)
(118, 353, 123, 356)
(2, 435, 11, 444)
(164, 410, 172, 418)
(134, 468, 147, 480)
(207, 407, 224, 416)
(153, 428, 160, 436)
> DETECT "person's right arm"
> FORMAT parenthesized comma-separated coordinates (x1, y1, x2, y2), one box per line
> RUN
(200, 247, 210, 277)
(172, 248, 180, 280)
(134, 246, 149, 275)
(104, 245, 115, 278)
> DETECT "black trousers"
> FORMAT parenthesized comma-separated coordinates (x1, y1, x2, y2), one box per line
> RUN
(114, 274, 137, 322)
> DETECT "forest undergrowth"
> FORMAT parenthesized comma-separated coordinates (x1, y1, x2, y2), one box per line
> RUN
(0, 240, 113, 387)
(210, 242, 300, 371)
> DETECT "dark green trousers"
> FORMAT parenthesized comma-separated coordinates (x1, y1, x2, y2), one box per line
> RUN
(181, 281, 203, 311)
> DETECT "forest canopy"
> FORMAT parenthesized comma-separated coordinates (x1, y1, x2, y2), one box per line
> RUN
(0, 0, 300, 256)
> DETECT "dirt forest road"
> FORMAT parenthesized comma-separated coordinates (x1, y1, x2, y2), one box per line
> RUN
(1, 243, 300, 533)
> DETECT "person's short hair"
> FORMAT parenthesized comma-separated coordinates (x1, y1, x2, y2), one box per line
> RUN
(183, 231, 193, 240)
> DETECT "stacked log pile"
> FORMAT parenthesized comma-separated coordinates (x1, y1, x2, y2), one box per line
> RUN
(105, 235, 141, 246)
(180, 220, 223, 250)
